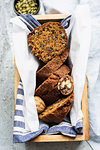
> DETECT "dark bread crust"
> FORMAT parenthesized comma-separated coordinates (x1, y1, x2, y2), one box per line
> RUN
(35, 65, 71, 106)
(39, 93, 74, 123)
(36, 47, 69, 84)
(28, 22, 67, 63)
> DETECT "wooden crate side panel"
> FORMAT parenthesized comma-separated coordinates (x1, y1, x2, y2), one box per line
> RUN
(82, 77, 89, 141)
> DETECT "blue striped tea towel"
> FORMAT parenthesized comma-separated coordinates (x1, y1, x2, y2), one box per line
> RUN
(13, 14, 83, 143)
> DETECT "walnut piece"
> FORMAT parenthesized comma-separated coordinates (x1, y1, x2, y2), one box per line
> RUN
(34, 96, 46, 114)
(58, 75, 73, 96)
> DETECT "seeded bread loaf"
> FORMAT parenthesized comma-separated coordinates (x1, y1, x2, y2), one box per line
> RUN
(39, 93, 74, 123)
(28, 22, 67, 63)
(35, 65, 71, 106)
(36, 47, 69, 84)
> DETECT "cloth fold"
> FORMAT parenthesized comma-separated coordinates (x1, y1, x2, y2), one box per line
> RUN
(69, 4, 91, 127)
(10, 17, 40, 132)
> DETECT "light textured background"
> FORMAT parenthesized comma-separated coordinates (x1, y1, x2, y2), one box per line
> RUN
(0, 0, 98, 149)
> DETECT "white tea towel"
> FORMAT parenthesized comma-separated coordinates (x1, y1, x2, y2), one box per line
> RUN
(69, 5, 91, 127)
(10, 17, 39, 132)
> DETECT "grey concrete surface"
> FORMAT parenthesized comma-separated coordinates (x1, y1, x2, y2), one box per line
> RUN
(0, 0, 93, 150)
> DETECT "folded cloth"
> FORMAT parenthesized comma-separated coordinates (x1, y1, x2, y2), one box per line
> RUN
(11, 5, 90, 143)
(69, 5, 91, 127)
(10, 17, 40, 133)
(19, 13, 71, 31)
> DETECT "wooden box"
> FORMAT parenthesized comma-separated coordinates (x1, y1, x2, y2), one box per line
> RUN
(14, 14, 89, 142)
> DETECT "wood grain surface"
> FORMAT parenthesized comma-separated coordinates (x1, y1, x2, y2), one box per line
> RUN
(14, 14, 89, 142)
(33, 14, 70, 21)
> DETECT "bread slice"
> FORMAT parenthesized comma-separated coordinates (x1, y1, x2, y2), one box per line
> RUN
(39, 93, 74, 123)
(35, 65, 71, 106)
(28, 22, 67, 63)
(36, 47, 69, 84)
